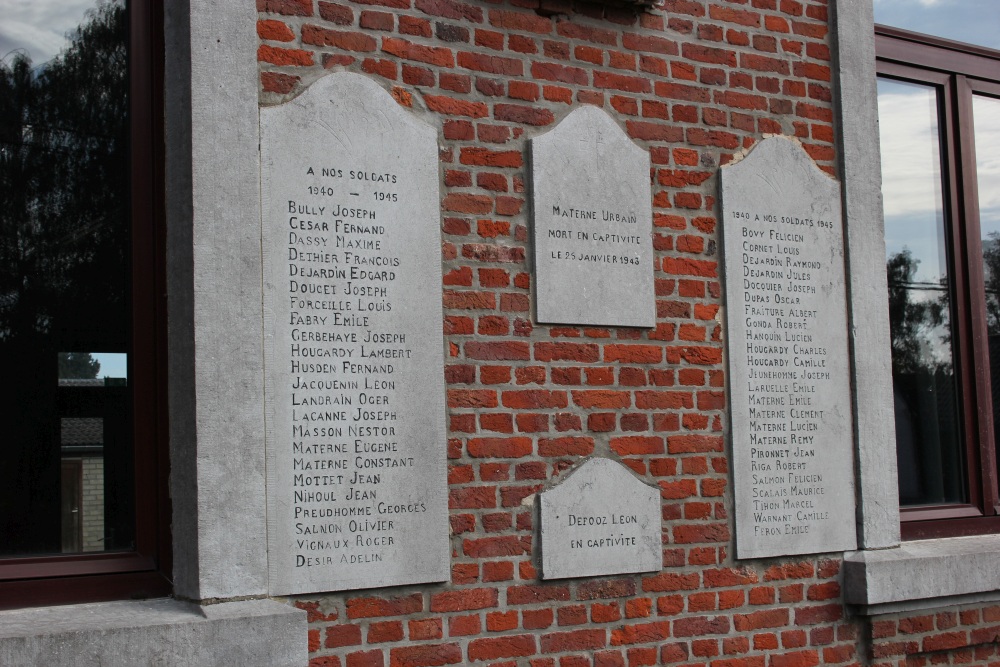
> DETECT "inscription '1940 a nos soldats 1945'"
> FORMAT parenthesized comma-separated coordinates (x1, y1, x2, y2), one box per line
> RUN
(720, 136, 857, 560)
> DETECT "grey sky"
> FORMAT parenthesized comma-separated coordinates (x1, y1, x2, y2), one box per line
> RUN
(0, 0, 96, 66)
(874, 0, 1000, 50)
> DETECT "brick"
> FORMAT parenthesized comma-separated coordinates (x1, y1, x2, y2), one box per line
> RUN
(673, 615, 730, 637)
(540, 629, 606, 653)
(733, 609, 789, 632)
(468, 437, 533, 458)
(389, 644, 462, 667)
(327, 624, 363, 648)
(503, 390, 568, 409)
(469, 635, 537, 661)
(258, 19, 295, 42)
(369, 621, 404, 643)
(508, 584, 571, 605)
(489, 9, 552, 33)
(259, 0, 312, 15)
(571, 390, 631, 409)
(261, 72, 300, 94)
(382, 37, 454, 66)
(538, 437, 593, 456)
(495, 104, 555, 126)
(258, 44, 313, 66)
(348, 594, 423, 619)
(610, 621, 670, 645)
(346, 651, 383, 667)
(534, 342, 600, 362)
(610, 436, 664, 456)
(302, 26, 378, 52)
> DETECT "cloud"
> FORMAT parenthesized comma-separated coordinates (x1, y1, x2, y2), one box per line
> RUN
(873, 0, 1000, 50)
(0, 0, 97, 65)
(877, 82, 948, 282)
(877, 84, 943, 219)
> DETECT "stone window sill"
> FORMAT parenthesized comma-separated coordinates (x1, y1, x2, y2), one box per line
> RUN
(845, 535, 1000, 615)
(0, 598, 305, 666)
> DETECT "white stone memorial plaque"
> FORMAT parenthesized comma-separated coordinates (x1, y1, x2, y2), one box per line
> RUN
(720, 136, 857, 559)
(538, 457, 661, 579)
(530, 106, 654, 327)
(260, 73, 449, 595)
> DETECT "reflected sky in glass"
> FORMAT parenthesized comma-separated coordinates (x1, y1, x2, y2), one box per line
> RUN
(878, 78, 948, 285)
(0, 0, 96, 65)
(974, 95, 1000, 239)
(874, 0, 1000, 51)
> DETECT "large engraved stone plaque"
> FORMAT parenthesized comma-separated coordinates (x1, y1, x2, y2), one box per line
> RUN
(530, 107, 654, 327)
(260, 73, 449, 595)
(720, 136, 857, 559)
(539, 458, 661, 579)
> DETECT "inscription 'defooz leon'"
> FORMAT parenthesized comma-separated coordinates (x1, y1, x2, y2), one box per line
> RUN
(721, 136, 856, 560)
(565, 512, 640, 550)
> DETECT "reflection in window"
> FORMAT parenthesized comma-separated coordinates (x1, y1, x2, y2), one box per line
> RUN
(874, 0, 1000, 51)
(0, 0, 134, 557)
(877, 78, 966, 506)
(973, 95, 1000, 480)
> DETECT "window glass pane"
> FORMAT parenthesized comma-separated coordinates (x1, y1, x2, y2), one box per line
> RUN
(0, 0, 134, 557)
(973, 94, 1000, 481)
(878, 77, 967, 506)
(874, 0, 1000, 51)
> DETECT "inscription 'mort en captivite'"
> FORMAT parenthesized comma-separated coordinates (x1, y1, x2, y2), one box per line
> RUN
(260, 73, 449, 596)
(720, 137, 857, 559)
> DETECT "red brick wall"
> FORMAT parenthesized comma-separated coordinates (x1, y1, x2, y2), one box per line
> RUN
(254, 0, 891, 665)
(869, 605, 1000, 667)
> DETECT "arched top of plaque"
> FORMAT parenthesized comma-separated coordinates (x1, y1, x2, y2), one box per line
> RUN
(532, 105, 647, 177)
(261, 71, 437, 153)
(721, 135, 841, 211)
(544, 456, 660, 497)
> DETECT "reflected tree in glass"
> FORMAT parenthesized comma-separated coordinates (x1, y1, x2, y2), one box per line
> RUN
(878, 77, 965, 507)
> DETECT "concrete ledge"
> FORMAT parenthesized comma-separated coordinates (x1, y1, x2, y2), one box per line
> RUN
(0, 598, 306, 667)
(845, 536, 1000, 614)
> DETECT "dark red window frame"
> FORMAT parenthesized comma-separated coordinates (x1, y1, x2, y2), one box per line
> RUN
(0, 0, 170, 608)
(876, 25, 1000, 539)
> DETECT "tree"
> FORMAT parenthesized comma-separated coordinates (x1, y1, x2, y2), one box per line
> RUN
(982, 232, 1000, 336)
(886, 248, 949, 376)
(0, 0, 128, 350)
(58, 352, 101, 379)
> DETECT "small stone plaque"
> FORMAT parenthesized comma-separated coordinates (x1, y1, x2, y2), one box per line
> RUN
(720, 136, 857, 559)
(538, 458, 661, 579)
(530, 106, 654, 328)
(260, 73, 449, 595)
